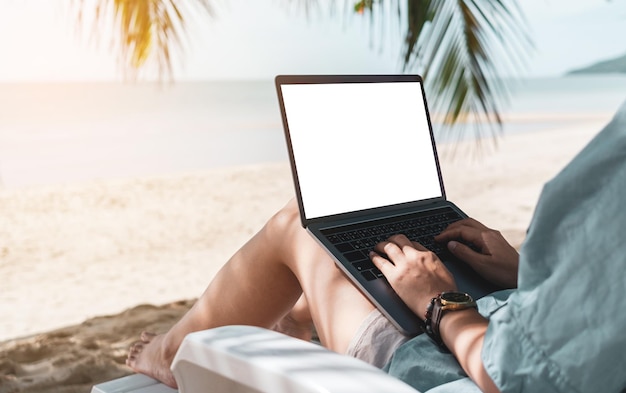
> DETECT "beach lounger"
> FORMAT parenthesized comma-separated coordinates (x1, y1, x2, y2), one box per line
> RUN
(91, 325, 418, 393)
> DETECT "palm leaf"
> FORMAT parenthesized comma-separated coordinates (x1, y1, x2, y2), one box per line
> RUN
(320, 0, 533, 145)
(417, 0, 531, 144)
(72, 0, 215, 80)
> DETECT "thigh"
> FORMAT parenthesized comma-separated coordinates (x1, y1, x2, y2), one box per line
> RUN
(269, 200, 377, 354)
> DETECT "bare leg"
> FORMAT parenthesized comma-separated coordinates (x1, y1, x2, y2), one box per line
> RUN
(273, 294, 313, 341)
(126, 199, 376, 387)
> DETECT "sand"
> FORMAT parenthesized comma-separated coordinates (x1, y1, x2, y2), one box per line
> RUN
(0, 115, 610, 393)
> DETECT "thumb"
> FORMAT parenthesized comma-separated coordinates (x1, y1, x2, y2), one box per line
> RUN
(447, 241, 482, 266)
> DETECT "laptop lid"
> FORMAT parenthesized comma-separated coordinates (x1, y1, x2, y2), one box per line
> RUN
(275, 75, 446, 226)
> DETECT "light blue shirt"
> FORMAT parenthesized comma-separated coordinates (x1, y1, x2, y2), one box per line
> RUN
(385, 102, 626, 393)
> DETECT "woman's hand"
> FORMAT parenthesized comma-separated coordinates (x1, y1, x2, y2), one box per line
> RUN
(370, 232, 501, 393)
(435, 218, 519, 288)
(370, 234, 457, 319)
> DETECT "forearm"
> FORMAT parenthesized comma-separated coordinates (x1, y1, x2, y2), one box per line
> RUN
(440, 309, 500, 393)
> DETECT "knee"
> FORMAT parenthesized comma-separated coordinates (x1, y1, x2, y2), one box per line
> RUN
(266, 199, 301, 239)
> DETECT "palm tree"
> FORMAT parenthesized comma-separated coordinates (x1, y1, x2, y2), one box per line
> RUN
(73, 0, 531, 140)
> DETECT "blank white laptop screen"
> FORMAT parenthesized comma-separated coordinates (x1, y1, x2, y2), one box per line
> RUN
(281, 81, 442, 220)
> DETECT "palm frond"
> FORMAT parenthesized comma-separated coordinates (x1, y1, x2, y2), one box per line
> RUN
(72, 0, 215, 80)
(358, 0, 533, 146)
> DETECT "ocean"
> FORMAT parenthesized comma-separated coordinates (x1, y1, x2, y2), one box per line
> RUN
(1, 75, 625, 189)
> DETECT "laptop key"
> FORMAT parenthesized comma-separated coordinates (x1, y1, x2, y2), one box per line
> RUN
(351, 240, 368, 250)
(327, 234, 341, 243)
(345, 250, 367, 262)
(335, 243, 354, 253)
(352, 260, 375, 271)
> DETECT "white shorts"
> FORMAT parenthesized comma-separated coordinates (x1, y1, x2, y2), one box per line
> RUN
(345, 309, 414, 368)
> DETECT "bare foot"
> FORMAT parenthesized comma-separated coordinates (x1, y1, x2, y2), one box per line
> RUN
(126, 331, 178, 388)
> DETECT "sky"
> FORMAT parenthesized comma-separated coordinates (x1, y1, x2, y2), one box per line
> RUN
(0, 0, 624, 81)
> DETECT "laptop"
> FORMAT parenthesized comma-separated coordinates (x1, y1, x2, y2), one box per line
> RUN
(275, 74, 499, 335)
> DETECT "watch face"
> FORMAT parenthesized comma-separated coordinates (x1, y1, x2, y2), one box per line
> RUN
(441, 292, 472, 304)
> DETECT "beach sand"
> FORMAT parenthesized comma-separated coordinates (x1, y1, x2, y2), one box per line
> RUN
(0, 116, 610, 392)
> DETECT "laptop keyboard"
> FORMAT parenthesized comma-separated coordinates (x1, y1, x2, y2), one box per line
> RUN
(321, 207, 462, 281)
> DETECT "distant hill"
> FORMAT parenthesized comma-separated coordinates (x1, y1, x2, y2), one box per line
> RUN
(568, 53, 626, 75)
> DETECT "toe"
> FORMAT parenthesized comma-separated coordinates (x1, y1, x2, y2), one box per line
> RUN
(129, 342, 143, 356)
(126, 343, 143, 365)
(140, 331, 157, 342)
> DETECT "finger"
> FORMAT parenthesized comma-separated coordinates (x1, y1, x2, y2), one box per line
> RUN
(387, 234, 416, 252)
(438, 218, 490, 235)
(446, 240, 485, 267)
(457, 218, 490, 230)
(381, 241, 405, 262)
(374, 239, 405, 258)
(369, 251, 394, 276)
(410, 241, 429, 252)
(387, 233, 412, 243)
(435, 225, 485, 248)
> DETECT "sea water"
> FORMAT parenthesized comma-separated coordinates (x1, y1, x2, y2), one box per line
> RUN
(0, 75, 625, 189)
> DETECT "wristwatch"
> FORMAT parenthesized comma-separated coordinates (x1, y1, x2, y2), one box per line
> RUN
(424, 292, 477, 349)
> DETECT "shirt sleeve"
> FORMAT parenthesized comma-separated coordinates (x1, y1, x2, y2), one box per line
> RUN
(481, 291, 576, 393)
(481, 103, 626, 393)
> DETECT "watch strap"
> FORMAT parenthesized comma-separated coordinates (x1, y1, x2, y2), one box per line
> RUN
(424, 292, 477, 350)
(424, 296, 445, 348)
